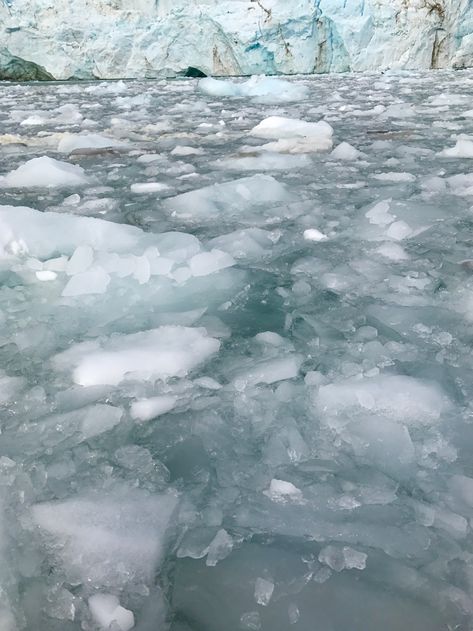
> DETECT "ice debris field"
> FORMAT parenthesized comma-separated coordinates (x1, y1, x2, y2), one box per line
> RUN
(1, 71, 473, 631)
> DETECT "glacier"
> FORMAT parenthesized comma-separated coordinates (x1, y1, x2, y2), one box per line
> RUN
(1, 0, 473, 80)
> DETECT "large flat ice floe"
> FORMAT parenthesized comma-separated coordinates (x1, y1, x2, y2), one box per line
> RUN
(1, 71, 473, 631)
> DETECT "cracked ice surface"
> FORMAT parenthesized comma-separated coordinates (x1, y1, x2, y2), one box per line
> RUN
(1, 71, 473, 630)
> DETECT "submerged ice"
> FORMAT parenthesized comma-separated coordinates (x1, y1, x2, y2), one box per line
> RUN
(1, 71, 473, 631)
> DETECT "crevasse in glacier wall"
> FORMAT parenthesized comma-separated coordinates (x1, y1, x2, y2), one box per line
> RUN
(0, 1, 472, 81)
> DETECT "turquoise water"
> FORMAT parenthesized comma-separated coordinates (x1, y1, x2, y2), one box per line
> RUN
(0, 71, 473, 630)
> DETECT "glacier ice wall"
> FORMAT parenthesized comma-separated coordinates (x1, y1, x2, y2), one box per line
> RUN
(1, 0, 473, 80)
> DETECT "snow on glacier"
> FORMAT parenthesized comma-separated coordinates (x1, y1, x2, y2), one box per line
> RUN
(1, 71, 473, 631)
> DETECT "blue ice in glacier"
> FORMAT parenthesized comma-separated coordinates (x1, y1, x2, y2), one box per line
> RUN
(1, 0, 473, 79)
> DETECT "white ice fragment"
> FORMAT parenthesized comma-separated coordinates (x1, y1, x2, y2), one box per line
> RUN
(317, 375, 448, 426)
(254, 331, 286, 347)
(365, 199, 395, 226)
(264, 479, 303, 502)
(318, 545, 367, 572)
(171, 145, 203, 156)
(376, 242, 409, 260)
(63, 194, 81, 206)
(250, 116, 333, 152)
(66, 245, 94, 276)
(205, 528, 233, 566)
(32, 488, 179, 587)
(439, 138, 473, 158)
(35, 270, 57, 281)
(164, 175, 292, 221)
(189, 249, 235, 277)
(251, 116, 332, 141)
(208, 227, 276, 261)
(88, 594, 134, 631)
(53, 326, 220, 386)
(233, 356, 303, 390)
(132, 255, 151, 284)
(0, 205, 144, 260)
(80, 404, 124, 440)
(130, 395, 178, 422)
(331, 142, 360, 160)
(199, 76, 308, 103)
(386, 220, 413, 241)
(57, 133, 123, 154)
(448, 475, 473, 507)
(0, 372, 26, 404)
(130, 182, 170, 194)
(0, 157, 89, 188)
(288, 603, 300, 625)
(372, 172, 416, 182)
(303, 228, 328, 242)
(217, 151, 310, 171)
(254, 578, 274, 606)
(193, 376, 222, 390)
(62, 267, 110, 296)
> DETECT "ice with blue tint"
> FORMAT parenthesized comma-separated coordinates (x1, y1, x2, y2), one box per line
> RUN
(1, 0, 473, 79)
(2, 71, 473, 631)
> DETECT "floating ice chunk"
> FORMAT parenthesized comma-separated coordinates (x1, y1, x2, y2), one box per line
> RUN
(383, 103, 416, 118)
(53, 326, 220, 386)
(193, 376, 222, 390)
(79, 404, 124, 440)
(0, 157, 90, 188)
(288, 603, 300, 625)
(198, 77, 238, 97)
(171, 145, 203, 156)
(264, 479, 303, 503)
(250, 116, 333, 152)
(63, 193, 81, 206)
(35, 270, 57, 281)
(32, 488, 179, 587)
(250, 116, 332, 140)
(376, 241, 409, 260)
(88, 594, 134, 631)
(347, 415, 416, 476)
(130, 182, 170, 194)
(217, 151, 310, 171)
(130, 395, 178, 422)
(20, 114, 47, 126)
(0, 205, 142, 259)
(209, 228, 276, 261)
(448, 475, 473, 507)
(386, 220, 413, 240)
(189, 249, 235, 277)
(331, 142, 360, 160)
(233, 356, 303, 390)
(372, 172, 416, 182)
(57, 133, 124, 154)
(199, 76, 308, 103)
(62, 267, 111, 296)
(66, 245, 94, 275)
(254, 331, 287, 347)
(365, 199, 395, 226)
(303, 228, 328, 242)
(205, 528, 233, 566)
(439, 138, 473, 158)
(447, 172, 473, 196)
(319, 546, 367, 572)
(316, 375, 448, 426)
(163, 175, 292, 221)
(254, 577, 274, 606)
(0, 372, 25, 404)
